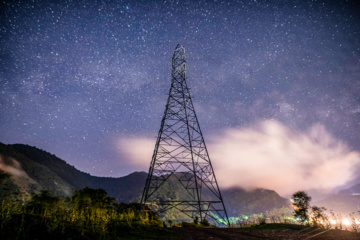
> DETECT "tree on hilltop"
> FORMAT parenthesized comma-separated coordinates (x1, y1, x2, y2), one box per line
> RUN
(292, 191, 311, 223)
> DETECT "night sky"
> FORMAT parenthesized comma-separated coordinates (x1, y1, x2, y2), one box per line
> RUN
(1, 0, 360, 197)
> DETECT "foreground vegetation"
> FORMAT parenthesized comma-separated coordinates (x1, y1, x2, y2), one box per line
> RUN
(176, 223, 360, 240)
(0, 188, 175, 240)
(291, 191, 360, 232)
(1, 187, 360, 240)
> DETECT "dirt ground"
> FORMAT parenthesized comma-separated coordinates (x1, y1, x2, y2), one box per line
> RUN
(174, 225, 360, 240)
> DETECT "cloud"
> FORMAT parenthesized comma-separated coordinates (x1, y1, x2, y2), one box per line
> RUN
(0, 154, 38, 189)
(0, 155, 27, 178)
(209, 121, 360, 196)
(117, 120, 360, 196)
(117, 137, 155, 170)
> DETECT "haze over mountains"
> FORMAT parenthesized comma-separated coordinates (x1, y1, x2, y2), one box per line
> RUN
(0, 143, 144, 204)
(0, 142, 359, 218)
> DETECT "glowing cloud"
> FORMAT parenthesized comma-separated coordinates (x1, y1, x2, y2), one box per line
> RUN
(117, 120, 360, 196)
(117, 137, 155, 169)
(209, 120, 360, 195)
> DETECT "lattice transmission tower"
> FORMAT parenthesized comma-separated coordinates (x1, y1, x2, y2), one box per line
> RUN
(141, 44, 229, 226)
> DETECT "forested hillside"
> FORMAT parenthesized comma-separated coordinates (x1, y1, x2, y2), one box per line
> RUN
(0, 142, 293, 219)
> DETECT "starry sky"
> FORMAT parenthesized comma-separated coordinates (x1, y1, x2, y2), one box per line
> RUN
(1, 0, 360, 197)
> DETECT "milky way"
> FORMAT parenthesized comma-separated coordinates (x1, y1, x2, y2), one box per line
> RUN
(1, 0, 359, 191)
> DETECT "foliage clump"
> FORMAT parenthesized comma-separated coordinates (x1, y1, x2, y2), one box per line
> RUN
(291, 191, 329, 228)
(310, 206, 328, 227)
(292, 191, 312, 223)
(0, 188, 164, 240)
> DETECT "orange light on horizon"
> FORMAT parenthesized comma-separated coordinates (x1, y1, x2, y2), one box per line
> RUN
(342, 219, 351, 226)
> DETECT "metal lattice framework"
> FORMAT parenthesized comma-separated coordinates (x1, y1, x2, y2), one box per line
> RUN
(141, 44, 229, 226)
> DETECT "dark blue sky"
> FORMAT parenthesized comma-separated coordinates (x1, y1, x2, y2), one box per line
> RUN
(1, 0, 359, 195)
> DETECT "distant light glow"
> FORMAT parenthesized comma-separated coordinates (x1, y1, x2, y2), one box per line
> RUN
(342, 218, 351, 226)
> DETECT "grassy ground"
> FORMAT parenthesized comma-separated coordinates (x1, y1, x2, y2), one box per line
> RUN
(119, 227, 179, 240)
(170, 223, 360, 240)
(2, 221, 359, 239)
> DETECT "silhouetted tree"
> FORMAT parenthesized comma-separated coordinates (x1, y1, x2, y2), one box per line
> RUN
(71, 187, 117, 210)
(26, 190, 64, 214)
(193, 216, 199, 225)
(311, 206, 328, 227)
(200, 218, 210, 227)
(292, 191, 311, 223)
